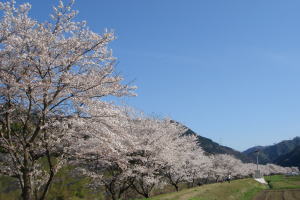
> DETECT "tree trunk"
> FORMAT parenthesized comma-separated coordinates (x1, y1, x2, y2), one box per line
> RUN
(215, 175, 220, 183)
(173, 184, 179, 192)
(111, 193, 117, 200)
(191, 179, 195, 188)
(143, 193, 150, 198)
(39, 149, 55, 200)
(22, 150, 33, 200)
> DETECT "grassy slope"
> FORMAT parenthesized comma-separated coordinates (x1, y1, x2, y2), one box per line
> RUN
(0, 176, 267, 200)
(140, 179, 268, 200)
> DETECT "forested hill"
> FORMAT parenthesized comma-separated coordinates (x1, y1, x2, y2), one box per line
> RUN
(274, 146, 300, 168)
(243, 137, 300, 164)
(178, 122, 252, 162)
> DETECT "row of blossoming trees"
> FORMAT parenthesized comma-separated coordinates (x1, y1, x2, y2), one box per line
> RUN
(0, 1, 298, 200)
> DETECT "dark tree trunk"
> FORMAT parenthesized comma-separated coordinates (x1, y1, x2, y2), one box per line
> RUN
(22, 150, 33, 200)
(132, 181, 153, 199)
(143, 193, 150, 198)
(174, 184, 179, 192)
(39, 149, 55, 200)
(215, 175, 220, 182)
(111, 193, 117, 200)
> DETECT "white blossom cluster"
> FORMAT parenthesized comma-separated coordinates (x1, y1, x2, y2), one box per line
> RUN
(72, 114, 299, 199)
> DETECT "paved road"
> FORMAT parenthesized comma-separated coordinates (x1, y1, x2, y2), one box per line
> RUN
(253, 189, 300, 200)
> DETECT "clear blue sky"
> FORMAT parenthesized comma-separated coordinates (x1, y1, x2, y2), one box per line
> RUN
(21, 0, 300, 151)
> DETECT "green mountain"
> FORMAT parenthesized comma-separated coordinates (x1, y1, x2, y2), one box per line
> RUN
(274, 146, 300, 168)
(181, 120, 300, 167)
(243, 137, 300, 165)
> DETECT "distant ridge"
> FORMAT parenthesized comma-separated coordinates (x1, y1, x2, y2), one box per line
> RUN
(242, 146, 265, 155)
(171, 120, 299, 167)
(243, 137, 300, 165)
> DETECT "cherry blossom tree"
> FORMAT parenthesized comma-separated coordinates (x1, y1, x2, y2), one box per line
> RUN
(184, 151, 212, 187)
(209, 154, 227, 182)
(125, 118, 207, 194)
(125, 117, 182, 198)
(76, 156, 134, 200)
(209, 154, 244, 182)
(160, 133, 203, 191)
(208, 156, 299, 181)
(73, 113, 189, 199)
(0, 1, 135, 199)
(66, 104, 136, 200)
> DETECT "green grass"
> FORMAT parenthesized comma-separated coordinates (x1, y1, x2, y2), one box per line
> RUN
(139, 178, 268, 200)
(252, 175, 300, 200)
(265, 175, 300, 190)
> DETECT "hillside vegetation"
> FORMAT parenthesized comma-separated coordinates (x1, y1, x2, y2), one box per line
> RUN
(243, 137, 300, 164)
(274, 146, 300, 168)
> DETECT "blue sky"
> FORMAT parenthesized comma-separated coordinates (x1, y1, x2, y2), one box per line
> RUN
(22, 0, 300, 151)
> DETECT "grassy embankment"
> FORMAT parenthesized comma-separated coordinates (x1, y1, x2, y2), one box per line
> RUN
(0, 175, 268, 200)
(1, 174, 299, 200)
(139, 175, 300, 200)
(139, 178, 268, 200)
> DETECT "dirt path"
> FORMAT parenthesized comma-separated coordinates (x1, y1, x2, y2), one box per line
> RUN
(253, 189, 300, 200)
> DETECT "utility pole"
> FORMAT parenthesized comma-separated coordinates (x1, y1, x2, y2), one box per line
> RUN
(256, 150, 259, 171)
(254, 149, 260, 178)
